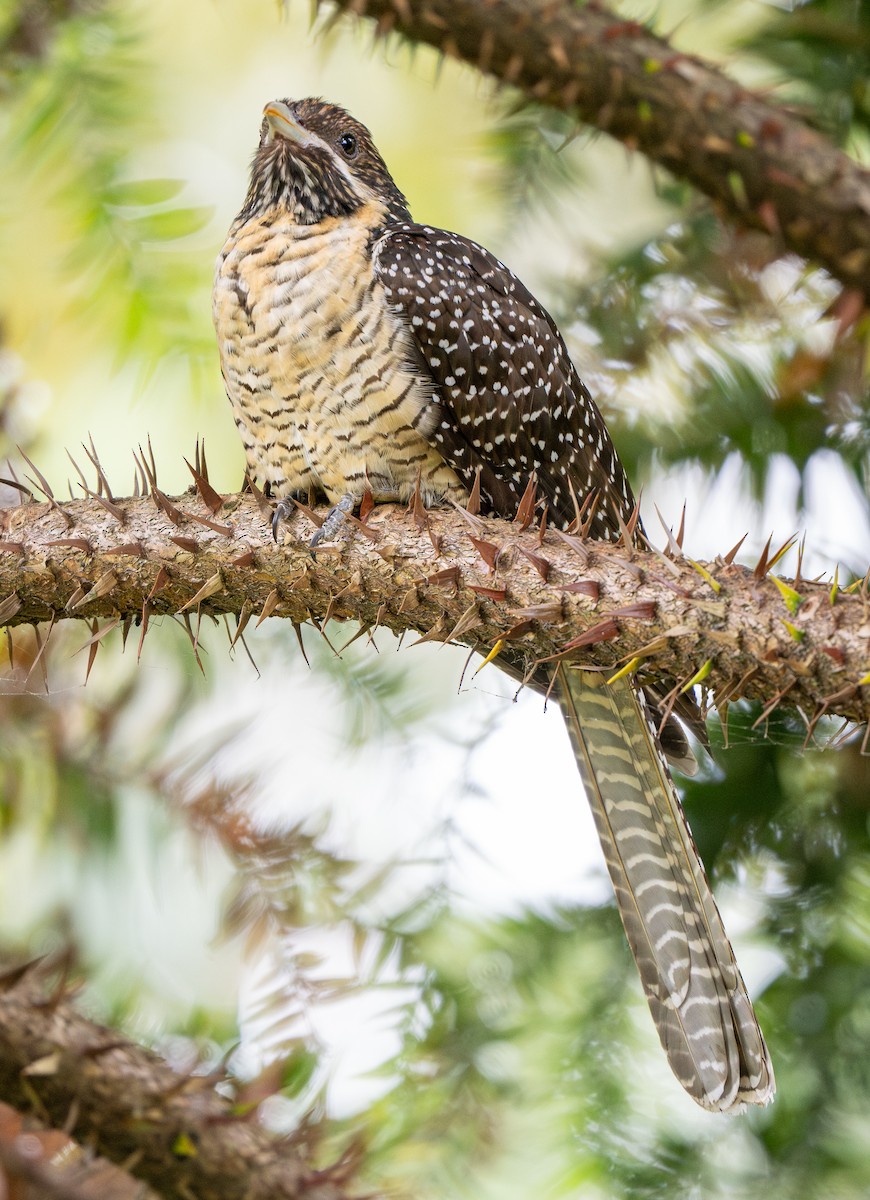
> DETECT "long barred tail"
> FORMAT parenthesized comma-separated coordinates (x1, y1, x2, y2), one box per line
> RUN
(556, 663, 775, 1111)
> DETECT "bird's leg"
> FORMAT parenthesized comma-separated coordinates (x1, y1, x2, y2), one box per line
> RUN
(310, 493, 356, 550)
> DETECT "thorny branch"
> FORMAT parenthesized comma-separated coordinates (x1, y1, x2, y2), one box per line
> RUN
(319, 0, 870, 303)
(0, 485, 867, 731)
(0, 968, 353, 1200)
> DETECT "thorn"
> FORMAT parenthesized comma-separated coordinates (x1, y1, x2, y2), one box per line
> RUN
(399, 586, 420, 612)
(244, 473, 272, 517)
(606, 656, 644, 685)
(561, 579, 599, 600)
(0, 542, 25, 556)
(178, 612, 206, 674)
(45, 538, 91, 552)
(137, 602, 151, 660)
(675, 502, 686, 549)
(85, 619, 100, 681)
(83, 435, 114, 502)
(473, 637, 505, 675)
(152, 489, 184, 526)
(468, 536, 500, 571)
(654, 504, 683, 558)
(751, 680, 796, 730)
(771, 574, 804, 615)
(179, 509, 234, 537)
(344, 511, 382, 542)
(18, 446, 54, 500)
(606, 600, 656, 620)
(465, 467, 481, 517)
(291, 497, 324, 528)
(621, 494, 643, 547)
(557, 618, 620, 655)
(230, 549, 255, 568)
(121, 614, 133, 648)
(359, 489, 374, 523)
(410, 614, 449, 646)
(829, 565, 839, 606)
(444, 601, 481, 642)
(66, 448, 89, 494)
(184, 457, 224, 514)
(514, 474, 537, 530)
(26, 617, 53, 692)
(513, 601, 561, 621)
(104, 542, 145, 558)
(148, 567, 168, 600)
(427, 517, 443, 556)
(425, 565, 461, 588)
(518, 545, 550, 581)
(722, 532, 748, 564)
(170, 536, 199, 553)
(180, 572, 224, 613)
(0, 593, 21, 624)
(536, 502, 549, 546)
(820, 645, 845, 665)
(292, 621, 310, 668)
(553, 528, 589, 566)
(781, 618, 805, 642)
(75, 618, 121, 661)
(309, 613, 340, 654)
(256, 588, 280, 626)
(450, 500, 485, 531)
(503, 619, 534, 640)
(754, 532, 797, 579)
(410, 466, 427, 529)
(686, 558, 721, 593)
(68, 570, 117, 611)
(196, 437, 210, 484)
(0, 476, 34, 501)
(469, 585, 507, 601)
(680, 658, 713, 693)
(336, 622, 373, 653)
(230, 600, 253, 648)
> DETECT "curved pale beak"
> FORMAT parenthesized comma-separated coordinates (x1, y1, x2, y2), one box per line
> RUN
(263, 100, 308, 144)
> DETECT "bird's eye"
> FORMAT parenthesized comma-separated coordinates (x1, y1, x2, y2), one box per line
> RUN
(337, 132, 358, 158)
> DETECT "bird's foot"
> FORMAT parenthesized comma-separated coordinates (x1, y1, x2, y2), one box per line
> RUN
(271, 498, 296, 542)
(310, 493, 355, 552)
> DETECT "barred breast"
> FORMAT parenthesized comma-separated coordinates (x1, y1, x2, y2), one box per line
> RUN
(213, 201, 468, 508)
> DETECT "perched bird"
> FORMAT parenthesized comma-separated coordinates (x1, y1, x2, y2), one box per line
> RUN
(214, 97, 775, 1111)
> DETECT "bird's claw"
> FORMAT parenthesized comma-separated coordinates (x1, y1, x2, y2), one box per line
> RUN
(309, 494, 355, 554)
(271, 498, 296, 542)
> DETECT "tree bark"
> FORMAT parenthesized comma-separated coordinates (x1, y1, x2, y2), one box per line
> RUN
(320, 0, 870, 303)
(0, 968, 352, 1200)
(0, 490, 867, 729)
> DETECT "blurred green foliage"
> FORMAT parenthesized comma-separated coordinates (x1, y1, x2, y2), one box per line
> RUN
(0, 1, 869, 1199)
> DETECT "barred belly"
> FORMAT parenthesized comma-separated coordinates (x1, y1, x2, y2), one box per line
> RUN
(213, 202, 467, 507)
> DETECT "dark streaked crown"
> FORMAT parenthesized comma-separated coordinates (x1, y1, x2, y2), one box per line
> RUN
(239, 97, 411, 226)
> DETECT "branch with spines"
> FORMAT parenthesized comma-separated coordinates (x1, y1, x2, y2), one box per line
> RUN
(0, 964, 358, 1200)
(0, 443, 867, 735)
(316, 0, 870, 303)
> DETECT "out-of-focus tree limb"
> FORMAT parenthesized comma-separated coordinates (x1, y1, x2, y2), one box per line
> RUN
(0, 489, 867, 728)
(0, 969, 353, 1200)
(319, 0, 870, 302)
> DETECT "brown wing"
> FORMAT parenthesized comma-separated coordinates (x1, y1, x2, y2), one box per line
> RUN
(373, 223, 635, 536)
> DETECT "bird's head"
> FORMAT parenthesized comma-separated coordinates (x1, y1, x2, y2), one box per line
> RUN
(239, 97, 411, 225)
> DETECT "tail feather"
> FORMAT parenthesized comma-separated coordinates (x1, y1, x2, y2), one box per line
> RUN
(557, 663, 774, 1110)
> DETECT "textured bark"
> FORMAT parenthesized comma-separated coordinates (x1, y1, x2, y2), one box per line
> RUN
(320, 0, 870, 302)
(0, 491, 867, 727)
(0, 970, 349, 1200)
